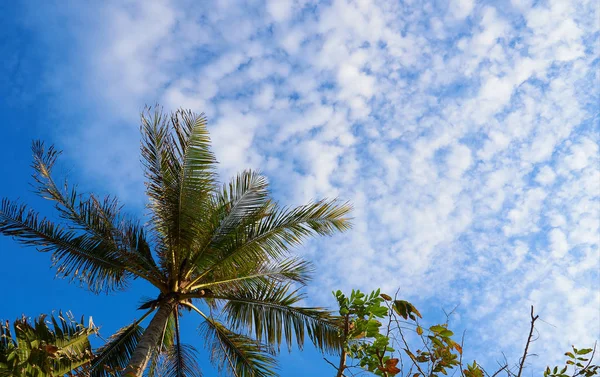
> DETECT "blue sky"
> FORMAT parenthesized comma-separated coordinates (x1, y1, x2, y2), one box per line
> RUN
(0, 0, 599, 374)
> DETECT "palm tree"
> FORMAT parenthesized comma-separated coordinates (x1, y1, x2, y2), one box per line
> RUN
(0, 312, 96, 376)
(0, 107, 351, 376)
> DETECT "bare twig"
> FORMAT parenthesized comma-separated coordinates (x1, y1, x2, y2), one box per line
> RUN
(458, 330, 466, 377)
(390, 308, 428, 377)
(443, 304, 461, 322)
(516, 306, 540, 377)
(500, 352, 514, 377)
(491, 365, 509, 377)
(324, 357, 340, 370)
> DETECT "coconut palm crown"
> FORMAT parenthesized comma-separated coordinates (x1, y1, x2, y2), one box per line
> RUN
(0, 108, 352, 377)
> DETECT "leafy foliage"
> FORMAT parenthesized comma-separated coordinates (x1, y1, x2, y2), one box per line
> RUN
(402, 323, 461, 377)
(329, 289, 598, 377)
(333, 289, 393, 376)
(545, 346, 599, 377)
(0, 312, 95, 377)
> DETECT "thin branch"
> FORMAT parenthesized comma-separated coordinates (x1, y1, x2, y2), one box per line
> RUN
(516, 306, 539, 377)
(389, 308, 428, 377)
(491, 365, 509, 377)
(324, 357, 340, 370)
(458, 330, 466, 377)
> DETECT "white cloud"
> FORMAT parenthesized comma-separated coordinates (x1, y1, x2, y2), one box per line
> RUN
(449, 0, 474, 20)
(563, 137, 598, 171)
(266, 0, 294, 22)
(446, 143, 473, 179)
(549, 228, 569, 259)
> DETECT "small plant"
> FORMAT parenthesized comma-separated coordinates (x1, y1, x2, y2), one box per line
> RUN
(544, 345, 599, 377)
(328, 289, 597, 377)
(333, 289, 392, 377)
(329, 289, 468, 377)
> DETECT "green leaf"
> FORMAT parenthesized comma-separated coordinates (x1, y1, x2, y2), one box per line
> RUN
(430, 325, 446, 334)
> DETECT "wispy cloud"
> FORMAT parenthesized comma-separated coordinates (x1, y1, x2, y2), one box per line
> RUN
(15, 0, 600, 369)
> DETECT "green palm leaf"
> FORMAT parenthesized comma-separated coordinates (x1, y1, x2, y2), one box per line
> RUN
(190, 257, 314, 293)
(220, 282, 341, 354)
(188, 170, 272, 276)
(191, 199, 351, 287)
(30, 141, 164, 289)
(90, 310, 153, 377)
(199, 316, 277, 377)
(160, 307, 203, 377)
(140, 108, 218, 283)
(0, 199, 129, 293)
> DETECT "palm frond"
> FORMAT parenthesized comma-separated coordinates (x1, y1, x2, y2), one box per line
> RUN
(157, 306, 203, 377)
(140, 108, 218, 286)
(145, 344, 202, 377)
(192, 199, 352, 285)
(199, 317, 277, 377)
(91, 310, 154, 377)
(0, 198, 129, 293)
(190, 257, 313, 293)
(220, 282, 342, 354)
(206, 170, 271, 244)
(188, 170, 271, 278)
(174, 109, 218, 245)
(141, 107, 182, 276)
(29, 141, 165, 289)
(161, 312, 177, 352)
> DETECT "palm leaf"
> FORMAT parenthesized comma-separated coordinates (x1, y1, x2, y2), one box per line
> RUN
(145, 344, 202, 377)
(0, 199, 129, 293)
(190, 257, 314, 293)
(199, 317, 276, 377)
(90, 310, 154, 377)
(29, 141, 165, 289)
(220, 282, 341, 354)
(188, 170, 271, 278)
(193, 199, 352, 285)
(174, 109, 218, 254)
(140, 106, 182, 275)
(156, 306, 203, 377)
(140, 108, 218, 287)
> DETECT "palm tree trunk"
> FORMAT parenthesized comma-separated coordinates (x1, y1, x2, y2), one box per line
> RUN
(124, 302, 175, 376)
